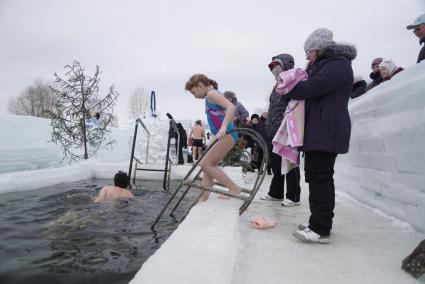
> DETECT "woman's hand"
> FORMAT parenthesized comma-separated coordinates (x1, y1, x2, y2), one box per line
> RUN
(216, 127, 227, 140)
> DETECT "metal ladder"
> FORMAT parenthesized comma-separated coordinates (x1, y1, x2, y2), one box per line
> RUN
(151, 128, 269, 231)
(127, 114, 180, 191)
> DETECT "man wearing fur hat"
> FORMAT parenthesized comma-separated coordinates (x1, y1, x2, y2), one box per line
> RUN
(283, 28, 356, 243)
(406, 13, 425, 63)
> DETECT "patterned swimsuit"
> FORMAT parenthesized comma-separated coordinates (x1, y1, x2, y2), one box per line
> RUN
(205, 96, 238, 143)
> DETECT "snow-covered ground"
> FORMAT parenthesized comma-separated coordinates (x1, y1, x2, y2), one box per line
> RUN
(131, 173, 424, 284)
(1, 62, 425, 283)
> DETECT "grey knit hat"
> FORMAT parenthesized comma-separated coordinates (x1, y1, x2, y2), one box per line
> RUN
(304, 28, 334, 52)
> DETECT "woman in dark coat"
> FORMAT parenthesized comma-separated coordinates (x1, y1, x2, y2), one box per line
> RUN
(285, 28, 356, 243)
(175, 123, 187, 165)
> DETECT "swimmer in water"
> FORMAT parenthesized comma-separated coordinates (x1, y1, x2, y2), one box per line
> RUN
(93, 171, 134, 203)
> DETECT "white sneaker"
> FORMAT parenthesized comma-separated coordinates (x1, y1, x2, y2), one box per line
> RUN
(293, 228, 329, 243)
(281, 199, 301, 207)
(259, 194, 283, 201)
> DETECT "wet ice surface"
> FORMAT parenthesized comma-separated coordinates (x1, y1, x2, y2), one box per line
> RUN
(0, 179, 195, 284)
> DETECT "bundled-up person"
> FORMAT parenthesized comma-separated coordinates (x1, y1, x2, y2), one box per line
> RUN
(406, 13, 425, 63)
(284, 28, 356, 243)
(249, 113, 268, 171)
(260, 54, 301, 208)
(175, 123, 187, 165)
(223, 91, 249, 127)
(379, 60, 404, 82)
(366, 57, 383, 91)
(350, 75, 367, 99)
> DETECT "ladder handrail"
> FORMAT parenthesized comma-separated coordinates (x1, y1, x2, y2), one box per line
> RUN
(128, 114, 182, 191)
(128, 117, 151, 188)
(151, 127, 269, 231)
(136, 118, 151, 164)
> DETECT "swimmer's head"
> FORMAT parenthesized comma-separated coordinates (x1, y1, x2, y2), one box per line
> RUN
(114, 171, 129, 188)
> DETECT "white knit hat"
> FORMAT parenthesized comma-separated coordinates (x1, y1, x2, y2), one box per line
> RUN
(304, 28, 334, 52)
(379, 60, 397, 74)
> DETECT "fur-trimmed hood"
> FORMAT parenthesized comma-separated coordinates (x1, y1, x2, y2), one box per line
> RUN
(319, 43, 357, 61)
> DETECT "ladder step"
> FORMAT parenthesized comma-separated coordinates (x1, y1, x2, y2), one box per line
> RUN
(136, 168, 167, 172)
(182, 181, 250, 201)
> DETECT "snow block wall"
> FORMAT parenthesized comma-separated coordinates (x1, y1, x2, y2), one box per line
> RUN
(0, 115, 133, 174)
(335, 62, 425, 232)
(0, 115, 64, 174)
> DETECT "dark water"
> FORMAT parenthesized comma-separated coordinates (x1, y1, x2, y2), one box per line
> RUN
(0, 179, 195, 284)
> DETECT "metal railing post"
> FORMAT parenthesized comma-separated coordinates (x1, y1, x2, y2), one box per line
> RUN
(128, 123, 139, 188)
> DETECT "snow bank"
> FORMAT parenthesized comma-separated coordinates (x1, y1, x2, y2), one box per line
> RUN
(335, 61, 425, 232)
(0, 115, 177, 175)
(0, 115, 64, 174)
(130, 198, 241, 284)
(0, 161, 196, 195)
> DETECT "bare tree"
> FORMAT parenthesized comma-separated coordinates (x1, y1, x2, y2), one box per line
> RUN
(48, 61, 119, 160)
(8, 79, 57, 118)
(128, 87, 149, 120)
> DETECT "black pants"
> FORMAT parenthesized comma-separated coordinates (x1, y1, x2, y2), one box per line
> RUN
(268, 152, 301, 201)
(304, 151, 338, 236)
(175, 143, 184, 164)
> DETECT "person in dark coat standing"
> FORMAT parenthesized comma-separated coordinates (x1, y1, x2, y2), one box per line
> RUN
(249, 113, 269, 171)
(260, 53, 302, 207)
(251, 112, 272, 174)
(285, 28, 356, 243)
(366, 57, 383, 91)
(406, 13, 425, 63)
(175, 123, 187, 165)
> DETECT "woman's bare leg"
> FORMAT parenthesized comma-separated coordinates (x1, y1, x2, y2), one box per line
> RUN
(200, 134, 241, 197)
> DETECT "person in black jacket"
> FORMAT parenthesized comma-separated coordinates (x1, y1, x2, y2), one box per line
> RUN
(286, 28, 356, 243)
(351, 75, 367, 99)
(366, 57, 383, 92)
(260, 53, 301, 207)
(175, 123, 187, 165)
(250, 113, 272, 174)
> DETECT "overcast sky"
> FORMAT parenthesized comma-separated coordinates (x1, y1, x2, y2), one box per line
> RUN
(1, 0, 424, 125)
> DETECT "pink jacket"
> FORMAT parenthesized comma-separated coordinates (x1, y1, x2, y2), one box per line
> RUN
(272, 68, 308, 174)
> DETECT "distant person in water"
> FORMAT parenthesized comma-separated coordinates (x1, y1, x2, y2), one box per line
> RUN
(93, 171, 134, 203)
